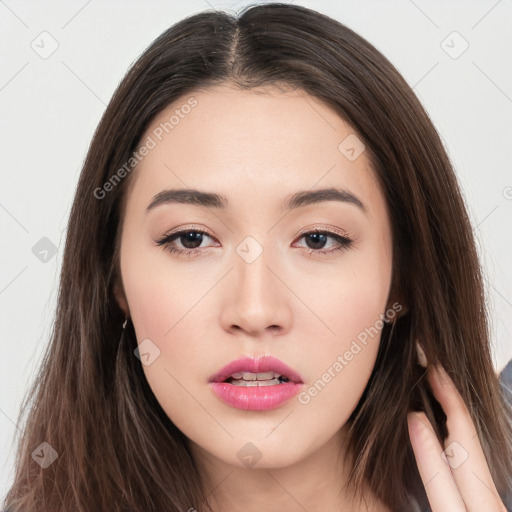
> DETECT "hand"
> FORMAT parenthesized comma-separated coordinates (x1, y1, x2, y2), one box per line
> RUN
(407, 363, 507, 511)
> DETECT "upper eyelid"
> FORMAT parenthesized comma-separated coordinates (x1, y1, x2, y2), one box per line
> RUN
(158, 226, 216, 242)
(296, 225, 351, 239)
(160, 223, 351, 239)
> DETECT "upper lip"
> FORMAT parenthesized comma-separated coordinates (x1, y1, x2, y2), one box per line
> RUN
(209, 355, 303, 384)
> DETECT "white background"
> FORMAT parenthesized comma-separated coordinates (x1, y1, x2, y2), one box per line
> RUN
(1, 0, 511, 502)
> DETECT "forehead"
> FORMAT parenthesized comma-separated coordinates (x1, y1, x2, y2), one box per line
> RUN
(124, 84, 384, 217)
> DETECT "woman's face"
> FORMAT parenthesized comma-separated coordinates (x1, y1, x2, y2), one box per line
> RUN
(115, 84, 394, 469)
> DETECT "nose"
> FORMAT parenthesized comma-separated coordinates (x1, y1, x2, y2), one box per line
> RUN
(220, 246, 293, 338)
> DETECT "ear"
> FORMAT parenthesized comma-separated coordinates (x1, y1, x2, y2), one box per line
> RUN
(386, 274, 409, 319)
(113, 278, 130, 317)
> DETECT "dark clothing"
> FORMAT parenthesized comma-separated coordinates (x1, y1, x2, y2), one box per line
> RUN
(500, 359, 512, 511)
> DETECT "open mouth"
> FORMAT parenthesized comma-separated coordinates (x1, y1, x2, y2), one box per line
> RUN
(224, 371, 290, 386)
(209, 355, 304, 411)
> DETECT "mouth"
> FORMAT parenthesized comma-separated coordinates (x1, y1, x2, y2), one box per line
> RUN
(209, 355, 303, 411)
(209, 355, 303, 384)
(224, 371, 290, 386)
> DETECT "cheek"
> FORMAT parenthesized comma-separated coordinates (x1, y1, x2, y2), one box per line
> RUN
(121, 242, 205, 343)
(335, 270, 390, 338)
(308, 250, 391, 349)
(121, 263, 213, 433)
(296, 247, 392, 406)
(120, 246, 215, 382)
(294, 279, 389, 442)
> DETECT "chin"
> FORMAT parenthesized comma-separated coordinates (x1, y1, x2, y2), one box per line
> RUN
(192, 429, 319, 471)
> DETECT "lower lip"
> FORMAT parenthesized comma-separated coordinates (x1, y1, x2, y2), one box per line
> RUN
(210, 381, 303, 411)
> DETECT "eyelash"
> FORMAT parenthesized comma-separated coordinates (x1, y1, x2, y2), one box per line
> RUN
(155, 226, 353, 258)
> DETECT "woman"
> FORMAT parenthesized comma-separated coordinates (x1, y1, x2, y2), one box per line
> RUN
(3, 3, 512, 511)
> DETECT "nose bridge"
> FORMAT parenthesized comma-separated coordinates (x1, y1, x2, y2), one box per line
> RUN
(224, 235, 291, 335)
(236, 240, 276, 312)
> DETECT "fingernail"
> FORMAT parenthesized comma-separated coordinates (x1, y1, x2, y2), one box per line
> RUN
(415, 340, 428, 368)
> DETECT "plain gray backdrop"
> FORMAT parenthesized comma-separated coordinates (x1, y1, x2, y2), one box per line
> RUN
(1, 0, 511, 502)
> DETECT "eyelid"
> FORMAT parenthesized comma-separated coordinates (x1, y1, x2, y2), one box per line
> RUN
(156, 224, 217, 242)
(295, 224, 352, 240)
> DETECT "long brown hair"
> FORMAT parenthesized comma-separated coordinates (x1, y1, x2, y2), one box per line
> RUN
(4, 3, 512, 511)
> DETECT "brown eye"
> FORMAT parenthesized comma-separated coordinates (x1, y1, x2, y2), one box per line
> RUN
(177, 231, 205, 249)
(304, 232, 329, 250)
(155, 229, 217, 257)
(295, 230, 353, 255)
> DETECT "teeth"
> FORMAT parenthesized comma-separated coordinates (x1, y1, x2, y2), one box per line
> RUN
(229, 371, 282, 381)
(230, 378, 281, 387)
(256, 371, 275, 380)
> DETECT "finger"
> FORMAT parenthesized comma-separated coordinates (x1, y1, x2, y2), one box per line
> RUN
(427, 363, 506, 511)
(408, 410, 467, 512)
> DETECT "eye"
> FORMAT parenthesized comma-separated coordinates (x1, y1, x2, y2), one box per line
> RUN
(293, 228, 353, 255)
(155, 226, 353, 258)
(155, 228, 218, 258)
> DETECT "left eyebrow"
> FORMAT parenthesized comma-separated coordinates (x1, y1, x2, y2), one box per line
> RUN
(283, 187, 366, 214)
(145, 187, 366, 214)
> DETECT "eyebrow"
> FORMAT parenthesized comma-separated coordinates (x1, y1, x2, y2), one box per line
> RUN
(145, 187, 366, 214)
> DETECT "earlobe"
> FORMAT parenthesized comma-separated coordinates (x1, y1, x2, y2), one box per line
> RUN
(394, 302, 409, 318)
(386, 275, 409, 319)
(384, 296, 409, 322)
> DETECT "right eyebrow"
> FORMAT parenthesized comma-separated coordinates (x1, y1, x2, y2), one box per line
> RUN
(146, 188, 227, 213)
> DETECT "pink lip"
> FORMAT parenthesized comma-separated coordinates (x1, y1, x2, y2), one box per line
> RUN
(209, 355, 303, 411)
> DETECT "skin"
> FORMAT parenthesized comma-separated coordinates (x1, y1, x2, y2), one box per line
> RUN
(113, 84, 505, 511)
